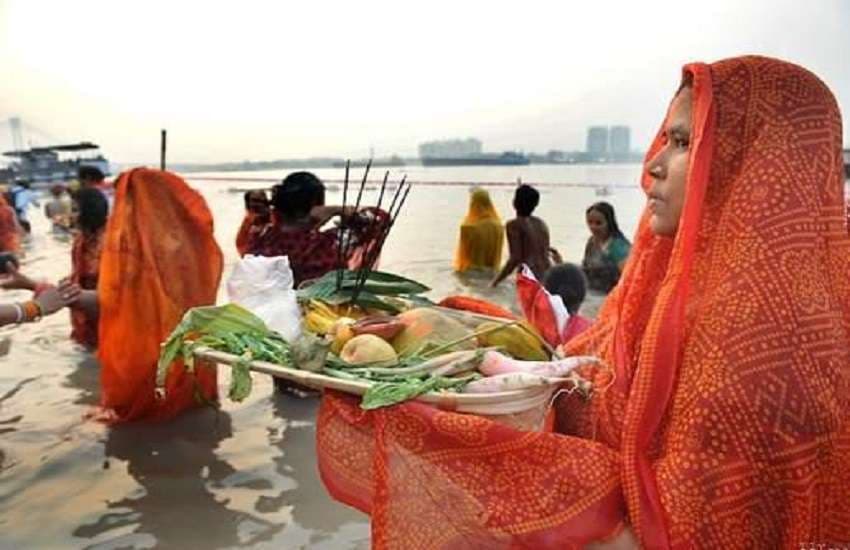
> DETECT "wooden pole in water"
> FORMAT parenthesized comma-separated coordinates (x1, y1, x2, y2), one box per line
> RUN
(160, 129, 167, 171)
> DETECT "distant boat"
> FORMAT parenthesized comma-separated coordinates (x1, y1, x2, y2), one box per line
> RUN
(2, 142, 110, 189)
(420, 151, 530, 167)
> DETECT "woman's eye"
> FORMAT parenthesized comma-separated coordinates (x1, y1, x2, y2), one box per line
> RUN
(672, 135, 690, 149)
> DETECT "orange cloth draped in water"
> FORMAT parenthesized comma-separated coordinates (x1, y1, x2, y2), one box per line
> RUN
(98, 168, 223, 423)
(317, 57, 850, 548)
(453, 188, 504, 272)
(70, 228, 104, 348)
(0, 196, 20, 253)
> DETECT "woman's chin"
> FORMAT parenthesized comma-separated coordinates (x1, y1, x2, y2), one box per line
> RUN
(649, 215, 675, 237)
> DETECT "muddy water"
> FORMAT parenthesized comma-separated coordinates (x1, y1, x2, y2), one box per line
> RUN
(0, 164, 644, 549)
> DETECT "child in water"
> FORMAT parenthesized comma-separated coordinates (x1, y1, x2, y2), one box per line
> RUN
(542, 263, 592, 343)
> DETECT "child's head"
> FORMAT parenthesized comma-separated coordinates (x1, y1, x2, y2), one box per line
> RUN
(542, 263, 587, 315)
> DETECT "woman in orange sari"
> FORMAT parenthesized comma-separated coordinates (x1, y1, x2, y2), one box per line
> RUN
(454, 187, 504, 273)
(0, 194, 21, 254)
(316, 56, 850, 548)
(68, 188, 108, 348)
(71, 168, 223, 422)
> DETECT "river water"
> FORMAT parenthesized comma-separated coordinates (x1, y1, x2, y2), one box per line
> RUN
(0, 163, 644, 549)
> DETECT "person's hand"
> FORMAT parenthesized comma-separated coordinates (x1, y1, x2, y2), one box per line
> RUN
(34, 281, 81, 316)
(549, 247, 564, 265)
(0, 264, 37, 291)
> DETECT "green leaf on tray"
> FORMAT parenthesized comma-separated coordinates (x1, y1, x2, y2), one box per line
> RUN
(360, 374, 478, 410)
(158, 304, 270, 386)
(297, 269, 430, 307)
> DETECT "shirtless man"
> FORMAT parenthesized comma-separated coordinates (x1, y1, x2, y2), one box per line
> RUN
(491, 184, 552, 287)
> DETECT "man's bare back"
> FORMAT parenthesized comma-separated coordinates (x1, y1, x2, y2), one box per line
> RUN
(491, 215, 553, 286)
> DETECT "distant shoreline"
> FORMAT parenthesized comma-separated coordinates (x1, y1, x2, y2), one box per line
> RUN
(166, 158, 645, 174)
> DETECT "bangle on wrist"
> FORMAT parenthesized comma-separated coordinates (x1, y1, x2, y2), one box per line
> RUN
(22, 300, 42, 322)
(13, 303, 23, 324)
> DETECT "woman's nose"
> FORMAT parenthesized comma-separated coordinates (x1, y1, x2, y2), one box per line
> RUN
(646, 149, 666, 180)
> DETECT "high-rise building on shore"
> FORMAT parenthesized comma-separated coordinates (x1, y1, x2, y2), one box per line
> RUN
(586, 126, 609, 157)
(609, 125, 631, 158)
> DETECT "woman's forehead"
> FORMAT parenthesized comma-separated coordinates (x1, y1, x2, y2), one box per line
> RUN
(667, 87, 692, 130)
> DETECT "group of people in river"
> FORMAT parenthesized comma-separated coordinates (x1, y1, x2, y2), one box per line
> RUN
(0, 167, 110, 333)
(0, 55, 848, 548)
(452, 182, 632, 317)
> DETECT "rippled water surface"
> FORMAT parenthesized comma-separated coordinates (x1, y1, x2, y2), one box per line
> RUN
(0, 164, 644, 549)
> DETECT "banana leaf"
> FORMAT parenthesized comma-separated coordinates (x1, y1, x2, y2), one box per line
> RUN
(157, 304, 273, 389)
(297, 269, 430, 305)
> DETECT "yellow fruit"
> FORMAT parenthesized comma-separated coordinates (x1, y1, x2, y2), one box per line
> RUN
(340, 334, 398, 366)
(475, 321, 548, 361)
(330, 318, 355, 355)
(302, 299, 341, 334)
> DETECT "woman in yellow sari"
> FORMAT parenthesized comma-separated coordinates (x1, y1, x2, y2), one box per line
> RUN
(453, 187, 504, 272)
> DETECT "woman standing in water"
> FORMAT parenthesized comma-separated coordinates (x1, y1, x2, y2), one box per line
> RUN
(581, 201, 631, 293)
(68, 188, 108, 348)
(453, 187, 504, 273)
(317, 56, 850, 549)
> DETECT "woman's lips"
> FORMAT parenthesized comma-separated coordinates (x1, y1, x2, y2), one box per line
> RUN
(648, 198, 663, 212)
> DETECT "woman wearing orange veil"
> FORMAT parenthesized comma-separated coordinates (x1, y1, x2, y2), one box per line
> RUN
(453, 187, 504, 272)
(316, 56, 850, 548)
(72, 168, 223, 422)
(0, 194, 21, 253)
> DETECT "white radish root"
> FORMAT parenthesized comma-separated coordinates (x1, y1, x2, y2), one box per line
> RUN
(478, 350, 600, 378)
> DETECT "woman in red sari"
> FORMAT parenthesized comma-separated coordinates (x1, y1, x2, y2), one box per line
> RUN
(68, 188, 108, 348)
(316, 56, 850, 549)
(247, 171, 388, 287)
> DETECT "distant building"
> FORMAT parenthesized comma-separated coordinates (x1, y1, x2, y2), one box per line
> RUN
(609, 126, 631, 158)
(418, 138, 482, 159)
(586, 127, 608, 157)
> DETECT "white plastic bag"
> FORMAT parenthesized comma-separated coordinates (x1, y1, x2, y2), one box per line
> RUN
(227, 255, 302, 342)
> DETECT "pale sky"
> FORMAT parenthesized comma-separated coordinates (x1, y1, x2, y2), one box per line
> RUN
(1, 0, 848, 163)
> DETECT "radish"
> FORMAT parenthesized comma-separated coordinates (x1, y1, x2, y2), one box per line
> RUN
(463, 372, 563, 393)
(478, 350, 600, 378)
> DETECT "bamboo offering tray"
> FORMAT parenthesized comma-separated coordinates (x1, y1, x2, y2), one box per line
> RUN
(192, 347, 557, 416)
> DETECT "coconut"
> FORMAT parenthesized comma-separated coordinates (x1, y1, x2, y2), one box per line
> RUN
(340, 334, 398, 367)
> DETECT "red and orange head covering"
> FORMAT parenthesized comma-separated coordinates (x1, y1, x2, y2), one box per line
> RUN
(566, 56, 850, 547)
(98, 168, 223, 422)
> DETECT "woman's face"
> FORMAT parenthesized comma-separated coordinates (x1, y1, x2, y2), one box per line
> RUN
(586, 209, 609, 240)
(646, 86, 692, 237)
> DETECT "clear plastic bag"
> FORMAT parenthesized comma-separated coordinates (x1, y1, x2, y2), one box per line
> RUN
(226, 254, 302, 343)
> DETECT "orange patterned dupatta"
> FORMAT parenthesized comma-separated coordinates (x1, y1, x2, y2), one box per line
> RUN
(97, 168, 223, 422)
(561, 56, 850, 547)
(317, 56, 850, 549)
(70, 228, 105, 348)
